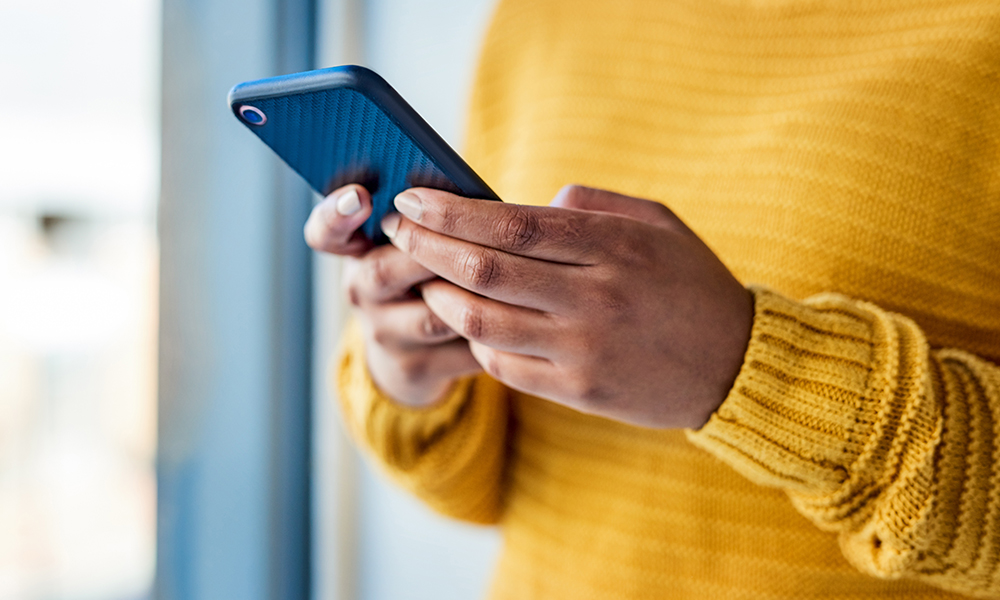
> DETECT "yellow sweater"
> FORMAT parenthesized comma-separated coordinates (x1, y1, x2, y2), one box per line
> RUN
(337, 0, 1000, 598)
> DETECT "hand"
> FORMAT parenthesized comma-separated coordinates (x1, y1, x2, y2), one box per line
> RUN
(304, 185, 482, 407)
(381, 185, 754, 428)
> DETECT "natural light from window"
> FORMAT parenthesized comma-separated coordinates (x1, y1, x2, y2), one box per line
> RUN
(0, 0, 160, 598)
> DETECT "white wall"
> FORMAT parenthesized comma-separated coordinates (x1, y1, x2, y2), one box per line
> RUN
(313, 2, 502, 600)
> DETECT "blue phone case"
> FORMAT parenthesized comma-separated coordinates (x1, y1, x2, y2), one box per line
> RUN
(228, 65, 500, 245)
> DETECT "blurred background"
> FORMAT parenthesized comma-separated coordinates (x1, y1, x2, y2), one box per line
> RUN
(0, 0, 500, 599)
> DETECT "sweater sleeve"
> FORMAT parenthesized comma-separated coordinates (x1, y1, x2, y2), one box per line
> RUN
(336, 318, 510, 524)
(687, 287, 1000, 598)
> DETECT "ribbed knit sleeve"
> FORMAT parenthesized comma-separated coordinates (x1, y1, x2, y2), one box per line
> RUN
(336, 319, 509, 524)
(688, 287, 1000, 598)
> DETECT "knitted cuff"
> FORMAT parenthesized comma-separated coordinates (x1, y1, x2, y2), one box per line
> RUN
(336, 318, 475, 470)
(687, 287, 895, 495)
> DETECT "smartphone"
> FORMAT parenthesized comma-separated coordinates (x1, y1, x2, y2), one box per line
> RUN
(228, 65, 501, 245)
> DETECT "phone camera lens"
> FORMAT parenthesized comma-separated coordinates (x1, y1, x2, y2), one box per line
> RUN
(239, 105, 267, 126)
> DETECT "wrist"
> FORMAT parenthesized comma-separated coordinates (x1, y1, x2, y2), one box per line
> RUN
(690, 285, 755, 429)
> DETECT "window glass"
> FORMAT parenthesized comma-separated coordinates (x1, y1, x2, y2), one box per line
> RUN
(0, 1, 160, 598)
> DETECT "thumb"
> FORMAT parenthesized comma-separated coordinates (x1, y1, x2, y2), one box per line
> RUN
(549, 185, 689, 233)
(304, 184, 375, 256)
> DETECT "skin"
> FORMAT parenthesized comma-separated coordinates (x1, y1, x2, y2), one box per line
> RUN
(304, 183, 754, 429)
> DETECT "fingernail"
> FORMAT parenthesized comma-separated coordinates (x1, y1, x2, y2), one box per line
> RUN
(381, 212, 401, 238)
(394, 192, 423, 221)
(336, 189, 361, 216)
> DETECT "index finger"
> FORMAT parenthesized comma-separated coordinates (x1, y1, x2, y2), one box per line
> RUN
(391, 188, 609, 264)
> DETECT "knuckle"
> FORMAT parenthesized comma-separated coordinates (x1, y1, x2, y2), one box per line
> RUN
(346, 284, 362, 307)
(399, 355, 430, 385)
(607, 228, 642, 262)
(580, 384, 610, 407)
(555, 212, 591, 248)
(496, 206, 541, 252)
(653, 201, 674, 220)
(400, 223, 419, 254)
(368, 255, 393, 290)
(555, 184, 589, 209)
(371, 325, 394, 348)
(421, 312, 452, 339)
(595, 283, 630, 320)
(567, 325, 595, 353)
(576, 270, 630, 322)
(567, 370, 607, 406)
(459, 304, 487, 341)
(478, 347, 503, 380)
(343, 263, 368, 307)
(436, 201, 457, 232)
(462, 248, 504, 290)
(562, 184, 585, 201)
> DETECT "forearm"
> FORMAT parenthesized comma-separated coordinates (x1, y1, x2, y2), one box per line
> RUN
(688, 287, 1000, 597)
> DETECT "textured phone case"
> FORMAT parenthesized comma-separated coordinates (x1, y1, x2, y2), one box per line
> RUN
(229, 66, 499, 245)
